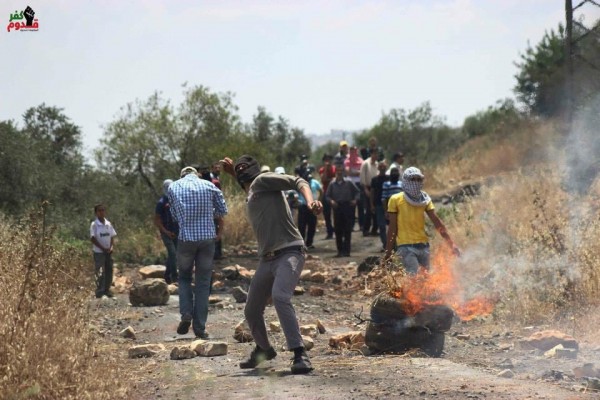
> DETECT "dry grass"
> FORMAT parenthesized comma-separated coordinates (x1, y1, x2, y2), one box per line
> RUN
(222, 193, 255, 245)
(0, 205, 127, 400)
(438, 164, 600, 325)
(427, 120, 562, 191)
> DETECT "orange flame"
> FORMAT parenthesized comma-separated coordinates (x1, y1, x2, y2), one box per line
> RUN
(389, 246, 494, 321)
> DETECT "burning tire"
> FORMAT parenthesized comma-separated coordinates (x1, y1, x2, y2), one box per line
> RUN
(365, 294, 453, 357)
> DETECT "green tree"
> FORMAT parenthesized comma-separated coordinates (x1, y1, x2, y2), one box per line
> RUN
(514, 20, 600, 117)
(248, 107, 311, 169)
(462, 99, 523, 138)
(356, 102, 462, 165)
(514, 27, 567, 117)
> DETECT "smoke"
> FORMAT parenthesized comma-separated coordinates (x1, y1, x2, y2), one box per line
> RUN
(564, 94, 600, 194)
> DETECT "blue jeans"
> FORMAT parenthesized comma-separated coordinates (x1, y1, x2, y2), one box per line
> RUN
(160, 232, 178, 284)
(375, 205, 387, 247)
(177, 239, 215, 335)
(396, 244, 430, 275)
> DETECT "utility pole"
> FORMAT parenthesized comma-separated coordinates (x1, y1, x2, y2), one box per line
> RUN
(565, 0, 574, 129)
(565, 0, 600, 130)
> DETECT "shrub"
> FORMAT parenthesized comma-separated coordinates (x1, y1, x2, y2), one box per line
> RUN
(0, 206, 127, 399)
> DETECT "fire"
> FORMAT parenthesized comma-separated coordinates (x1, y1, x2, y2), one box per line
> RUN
(389, 246, 494, 321)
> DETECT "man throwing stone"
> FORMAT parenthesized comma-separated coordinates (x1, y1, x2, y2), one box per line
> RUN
(221, 155, 322, 374)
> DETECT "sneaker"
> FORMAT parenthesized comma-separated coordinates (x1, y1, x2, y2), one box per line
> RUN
(239, 345, 277, 369)
(177, 318, 192, 335)
(290, 350, 314, 374)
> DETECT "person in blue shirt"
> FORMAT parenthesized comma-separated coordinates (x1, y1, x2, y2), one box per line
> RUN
(168, 166, 228, 339)
(154, 179, 179, 284)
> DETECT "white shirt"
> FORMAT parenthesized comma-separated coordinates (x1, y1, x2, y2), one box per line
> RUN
(90, 218, 117, 253)
(386, 162, 403, 176)
(360, 160, 379, 187)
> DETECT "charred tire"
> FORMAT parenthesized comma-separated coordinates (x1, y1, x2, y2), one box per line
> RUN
(370, 294, 409, 323)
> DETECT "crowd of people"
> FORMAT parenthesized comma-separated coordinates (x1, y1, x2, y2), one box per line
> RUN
(89, 139, 461, 375)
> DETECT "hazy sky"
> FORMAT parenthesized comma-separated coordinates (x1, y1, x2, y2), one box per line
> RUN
(2, 1, 599, 158)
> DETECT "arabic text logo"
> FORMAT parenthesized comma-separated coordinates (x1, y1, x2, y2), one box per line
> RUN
(7, 5, 39, 32)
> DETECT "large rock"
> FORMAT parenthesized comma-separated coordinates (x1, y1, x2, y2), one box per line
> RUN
(300, 324, 319, 338)
(233, 319, 254, 343)
(300, 269, 312, 281)
(129, 278, 169, 306)
(231, 286, 248, 303)
(113, 275, 133, 293)
(221, 265, 244, 280)
(329, 331, 365, 350)
(518, 330, 579, 351)
(170, 345, 197, 360)
(119, 326, 136, 340)
(302, 336, 314, 351)
(309, 272, 326, 283)
(194, 342, 228, 357)
(128, 344, 165, 358)
(138, 265, 166, 279)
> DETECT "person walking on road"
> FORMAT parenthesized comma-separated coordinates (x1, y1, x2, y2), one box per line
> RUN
(220, 155, 322, 374)
(326, 168, 360, 257)
(168, 166, 228, 339)
(154, 179, 179, 284)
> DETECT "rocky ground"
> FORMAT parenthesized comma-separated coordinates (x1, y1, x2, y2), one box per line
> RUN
(91, 231, 600, 399)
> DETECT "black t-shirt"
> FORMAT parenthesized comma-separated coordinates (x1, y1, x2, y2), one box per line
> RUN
(370, 175, 389, 206)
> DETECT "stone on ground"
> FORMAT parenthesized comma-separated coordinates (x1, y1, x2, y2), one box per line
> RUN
(119, 326, 136, 339)
(194, 342, 228, 357)
(300, 324, 319, 338)
(518, 330, 579, 351)
(231, 286, 248, 303)
(128, 344, 165, 358)
(233, 319, 254, 343)
(302, 335, 314, 351)
(329, 331, 365, 350)
(138, 265, 166, 279)
(170, 345, 197, 360)
(129, 278, 170, 306)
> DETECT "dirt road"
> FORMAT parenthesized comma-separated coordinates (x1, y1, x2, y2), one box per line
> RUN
(92, 231, 600, 399)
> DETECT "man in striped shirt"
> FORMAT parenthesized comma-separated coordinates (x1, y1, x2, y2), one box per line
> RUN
(168, 166, 228, 339)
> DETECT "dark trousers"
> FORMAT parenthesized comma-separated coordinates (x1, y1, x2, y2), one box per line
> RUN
(93, 252, 113, 297)
(160, 232, 178, 284)
(297, 205, 317, 247)
(333, 202, 355, 255)
(213, 218, 223, 260)
(322, 195, 334, 237)
(362, 189, 377, 234)
(355, 183, 364, 230)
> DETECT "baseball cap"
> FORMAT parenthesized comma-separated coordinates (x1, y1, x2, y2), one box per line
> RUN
(180, 166, 198, 177)
(274, 166, 285, 174)
(260, 165, 271, 173)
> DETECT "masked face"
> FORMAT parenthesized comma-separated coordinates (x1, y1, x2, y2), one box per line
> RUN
(201, 171, 212, 180)
(234, 155, 261, 188)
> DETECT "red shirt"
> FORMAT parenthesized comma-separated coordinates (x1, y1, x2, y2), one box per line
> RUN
(319, 164, 336, 193)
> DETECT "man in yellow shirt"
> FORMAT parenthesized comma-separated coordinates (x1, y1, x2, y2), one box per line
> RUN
(383, 167, 460, 274)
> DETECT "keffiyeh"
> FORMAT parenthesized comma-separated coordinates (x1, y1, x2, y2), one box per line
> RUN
(402, 167, 431, 206)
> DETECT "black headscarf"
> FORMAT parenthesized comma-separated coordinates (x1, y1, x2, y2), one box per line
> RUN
(234, 155, 261, 188)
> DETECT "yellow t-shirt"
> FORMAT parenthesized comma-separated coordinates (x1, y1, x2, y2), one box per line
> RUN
(387, 192, 434, 246)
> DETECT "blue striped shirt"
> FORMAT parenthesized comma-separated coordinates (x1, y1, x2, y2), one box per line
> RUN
(167, 174, 228, 242)
(382, 181, 403, 203)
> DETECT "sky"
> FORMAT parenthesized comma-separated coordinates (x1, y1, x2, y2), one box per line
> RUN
(1, 1, 599, 159)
